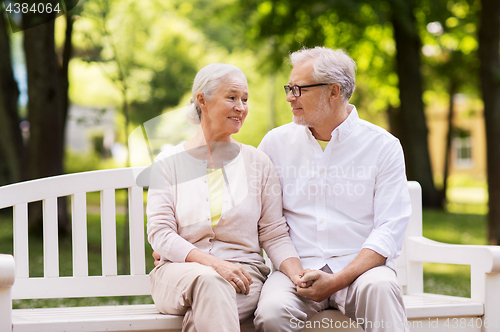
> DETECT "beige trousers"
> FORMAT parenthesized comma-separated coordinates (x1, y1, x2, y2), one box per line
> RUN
(150, 261, 268, 332)
(254, 265, 409, 332)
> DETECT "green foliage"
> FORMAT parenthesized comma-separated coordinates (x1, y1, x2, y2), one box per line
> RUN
(419, 0, 480, 97)
(239, 0, 405, 123)
(72, 0, 204, 125)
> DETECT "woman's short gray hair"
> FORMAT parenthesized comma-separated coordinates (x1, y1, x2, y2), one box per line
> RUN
(186, 63, 247, 125)
(290, 47, 356, 103)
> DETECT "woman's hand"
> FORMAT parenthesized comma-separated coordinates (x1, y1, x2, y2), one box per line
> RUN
(152, 251, 161, 267)
(278, 257, 314, 288)
(186, 249, 253, 295)
(213, 260, 253, 295)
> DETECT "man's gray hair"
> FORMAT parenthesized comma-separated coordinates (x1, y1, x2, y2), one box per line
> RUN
(290, 47, 356, 103)
(186, 63, 247, 125)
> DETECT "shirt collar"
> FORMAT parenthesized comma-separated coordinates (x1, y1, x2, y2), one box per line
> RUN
(301, 104, 359, 144)
(332, 104, 358, 142)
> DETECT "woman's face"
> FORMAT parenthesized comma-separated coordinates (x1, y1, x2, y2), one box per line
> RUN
(199, 74, 249, 141)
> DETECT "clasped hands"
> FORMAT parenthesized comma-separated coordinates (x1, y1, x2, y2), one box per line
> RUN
(294, 268, 336, 302)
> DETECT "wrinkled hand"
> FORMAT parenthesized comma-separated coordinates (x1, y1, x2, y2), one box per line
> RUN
(297, 270, 334, 302)
(214, 260, 253, 295)
(152, 251, 161, 267)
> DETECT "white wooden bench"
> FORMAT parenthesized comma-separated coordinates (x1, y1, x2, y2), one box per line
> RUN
(0, 168, 499, 332)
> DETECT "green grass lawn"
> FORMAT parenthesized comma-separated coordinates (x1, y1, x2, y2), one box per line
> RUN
(422, 209, 488, 298)
(0, 207, 489, 308)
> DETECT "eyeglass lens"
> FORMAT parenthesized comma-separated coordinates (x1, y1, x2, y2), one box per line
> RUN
(284, 85, 300, 97)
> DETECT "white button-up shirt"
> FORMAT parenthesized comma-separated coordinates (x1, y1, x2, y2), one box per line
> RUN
(258, 105, 411, 272)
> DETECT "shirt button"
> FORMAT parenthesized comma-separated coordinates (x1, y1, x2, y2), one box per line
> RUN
(320, 219, 324, 224)
(318, 198, 322, 202)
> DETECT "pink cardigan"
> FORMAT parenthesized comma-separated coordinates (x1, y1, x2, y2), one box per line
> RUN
(147, 143, 299, 270)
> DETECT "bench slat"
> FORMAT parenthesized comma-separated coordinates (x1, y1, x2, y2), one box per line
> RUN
(11, 295, 484, 332)
(43, 197, 59, 278)
(13, 203, 29, 278)
(101, 189, 117, 276)
(404, 293, 483, 318)
(12, 275, 150, 299)
(129, 186, 146, 276)
(72, 193, 89, 277)
(12, 304, 182, 332)
(0, 168, 145, 209)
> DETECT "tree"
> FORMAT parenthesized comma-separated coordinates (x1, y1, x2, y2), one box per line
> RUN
(22, 3, 76, 234)
(388, 0, 441, 207)
(0, 8, 25, 186)
(478, 0, 500, 244)
(417, 0, 480, 205)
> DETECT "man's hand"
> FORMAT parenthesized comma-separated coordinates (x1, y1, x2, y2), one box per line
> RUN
(297, 249, 388, 302)
(152, 251, 161, 267)
(293, 268, 315, 288)
(297, 270, 336, 302)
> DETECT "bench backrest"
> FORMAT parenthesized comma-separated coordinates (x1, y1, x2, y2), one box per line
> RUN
(0, 167, 150, 300)
(0, 168, 421, 300)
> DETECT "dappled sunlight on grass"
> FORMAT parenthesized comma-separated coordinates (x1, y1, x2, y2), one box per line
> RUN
(423, 263, 471, 298)
(447, 186, 488, 215)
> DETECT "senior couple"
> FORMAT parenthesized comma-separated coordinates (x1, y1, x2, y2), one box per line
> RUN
(146, 46, 412, 332)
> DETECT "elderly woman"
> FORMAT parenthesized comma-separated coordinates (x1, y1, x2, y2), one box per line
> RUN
(147, 63, 305, 332)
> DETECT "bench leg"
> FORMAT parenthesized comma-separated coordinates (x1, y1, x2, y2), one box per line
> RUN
(483, 273, 500, 332)
(0, 288, 12, 332)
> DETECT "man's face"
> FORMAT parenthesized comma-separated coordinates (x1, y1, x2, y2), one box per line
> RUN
(287, 59, 331, 128)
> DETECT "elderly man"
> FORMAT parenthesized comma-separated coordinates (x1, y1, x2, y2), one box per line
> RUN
(253, 46, 412, 332)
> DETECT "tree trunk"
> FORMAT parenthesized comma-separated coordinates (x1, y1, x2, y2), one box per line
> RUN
(390, 0, 441, 208)
(0, 9, 25, 185)
(478, 0, 500, 245)
(441, 81, 457, 205)
(23, 15, 69, 234)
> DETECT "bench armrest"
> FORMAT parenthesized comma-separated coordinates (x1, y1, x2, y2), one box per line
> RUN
(406, 236, 500, 273)
(406, 236, 500, 306)
(0, 254, 15, 288)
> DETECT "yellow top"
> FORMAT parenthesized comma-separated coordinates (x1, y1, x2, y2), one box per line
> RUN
(207, 168, 224, 229)
(316, 139, 329, 151)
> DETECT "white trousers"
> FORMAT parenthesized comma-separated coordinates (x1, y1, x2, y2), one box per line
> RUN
(254, 265, 409, 332)
(150, 261, 268, 332)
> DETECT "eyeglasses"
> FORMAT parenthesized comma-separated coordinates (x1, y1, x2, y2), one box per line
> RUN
(284, 83, 331, 97)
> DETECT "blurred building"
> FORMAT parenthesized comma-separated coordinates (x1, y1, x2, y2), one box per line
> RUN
(65, 105, 116, 157)
(427, 94, 487, 185)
